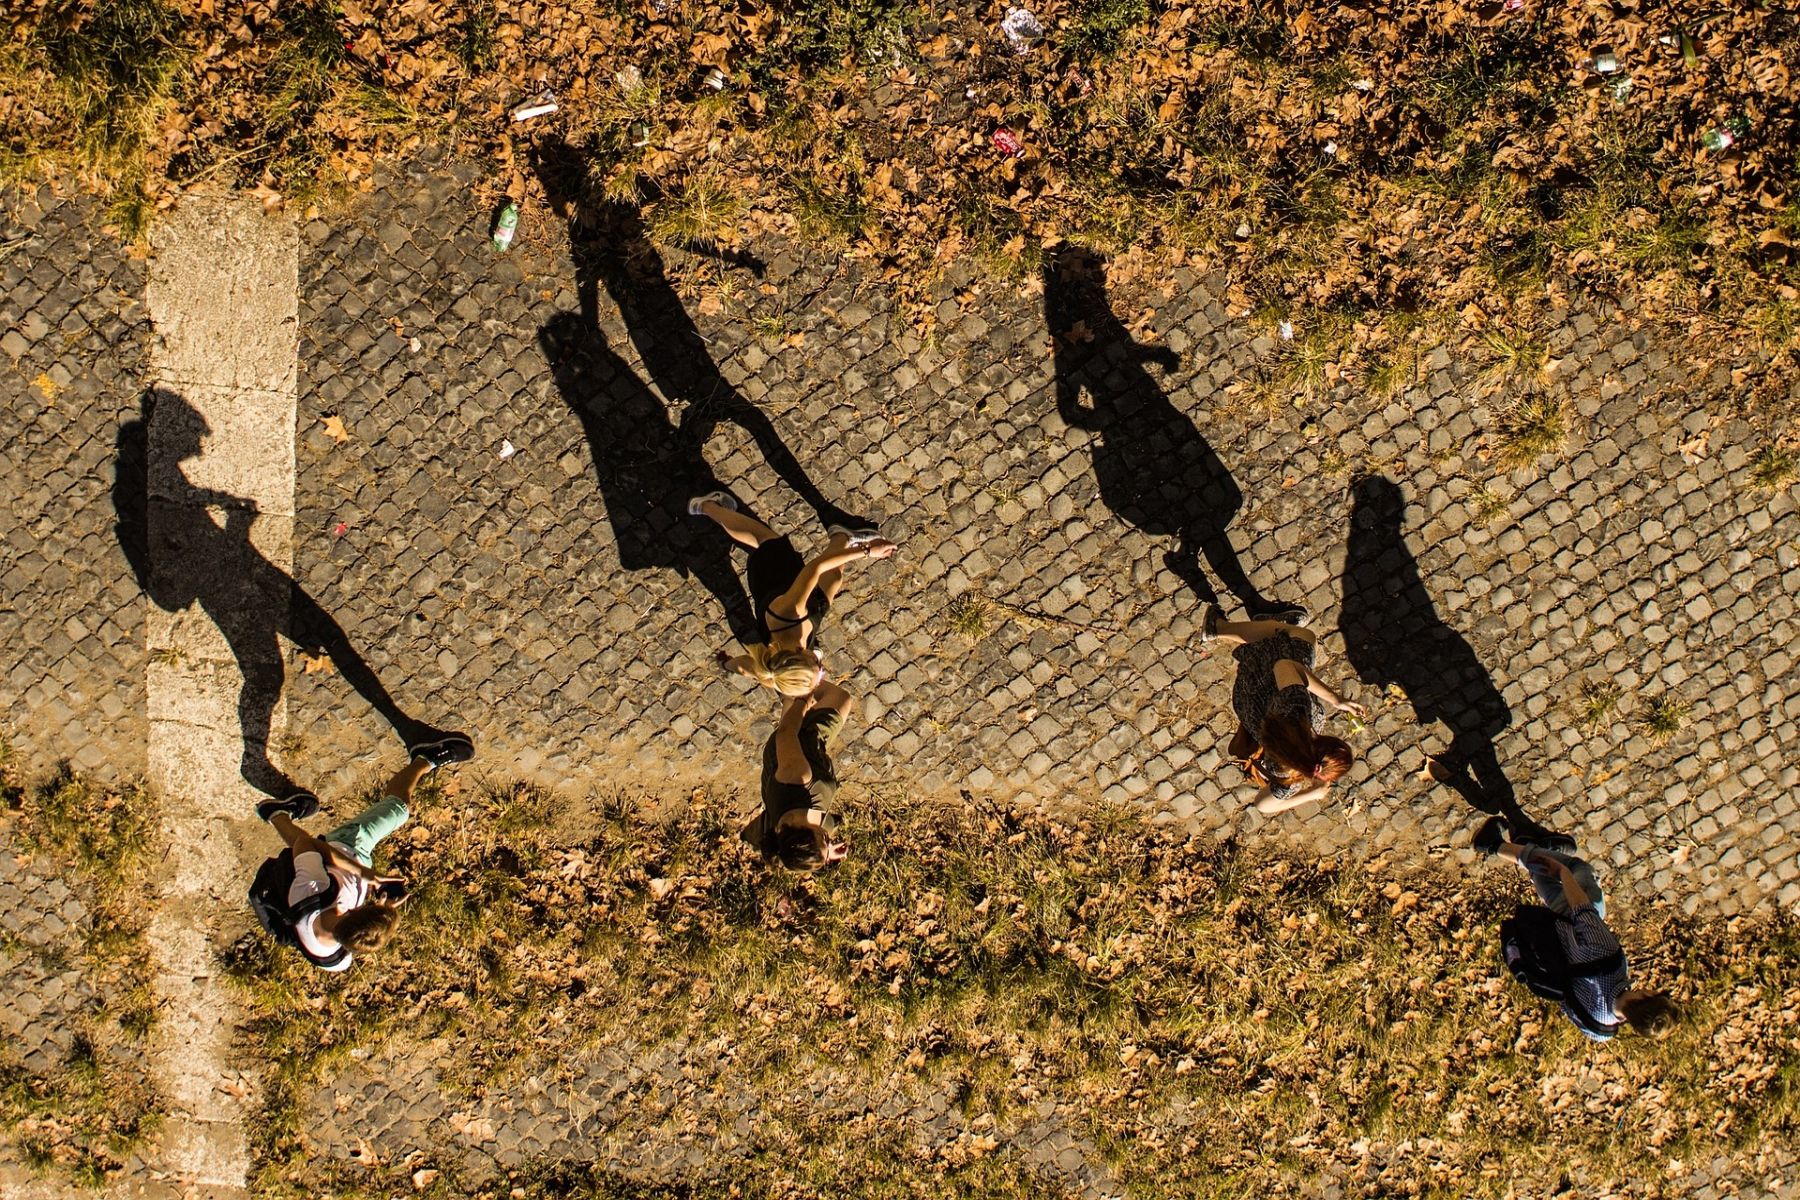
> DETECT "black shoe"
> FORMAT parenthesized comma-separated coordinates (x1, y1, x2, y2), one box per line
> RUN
(257, 792, 320, 823)
(1471, 816, 1508, 857)
(1199, 602, 1221, 643)
(1252, 603, 1310, 627)
(408, 733, 474, 772)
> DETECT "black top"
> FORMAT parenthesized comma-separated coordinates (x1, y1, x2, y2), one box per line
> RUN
(744, 536, 829, 647)
(743, 707, 843, 853)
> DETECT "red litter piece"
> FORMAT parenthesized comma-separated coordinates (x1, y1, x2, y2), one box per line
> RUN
(332, 522, 349, 537)
(992, 127, 1024, 158)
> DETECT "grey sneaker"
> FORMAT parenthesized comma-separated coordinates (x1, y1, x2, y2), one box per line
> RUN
(1252, 603, 1310, 627)
(827, 524, 882, 547)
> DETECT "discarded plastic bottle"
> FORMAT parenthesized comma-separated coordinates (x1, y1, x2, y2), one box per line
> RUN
(1703, 117, 1752, 151)
(1592, 51, 1620, 74)
(491, 201, 519, 252)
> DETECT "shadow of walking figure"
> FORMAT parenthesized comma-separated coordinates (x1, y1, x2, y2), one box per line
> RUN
(531, 139, 864, 643)
(1339, 475, 1571, 846)
(1045, 245, 1299, 618)
(113, 389, 442, 802)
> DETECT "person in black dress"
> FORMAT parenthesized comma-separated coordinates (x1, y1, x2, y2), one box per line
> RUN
(1203, 605, 1365, 814)
(688, 491, 896, 695)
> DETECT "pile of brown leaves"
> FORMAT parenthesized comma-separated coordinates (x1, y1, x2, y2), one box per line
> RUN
(6, 1, 1799, 362)
(234, 779, 1800, 1199)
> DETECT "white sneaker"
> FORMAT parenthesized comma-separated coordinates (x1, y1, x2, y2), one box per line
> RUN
(688, 491, 738, 516)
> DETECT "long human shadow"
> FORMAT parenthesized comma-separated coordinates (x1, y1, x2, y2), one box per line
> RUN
(530, 145, 763, 644)
(533, 137, 867, 537)
(113, 389, 442, 801)
(1045, 245, 1294, 616)
(1340, 475, 1568, 843)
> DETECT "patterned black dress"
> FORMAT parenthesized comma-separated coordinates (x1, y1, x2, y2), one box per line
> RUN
(1231, 631, 1325, 802)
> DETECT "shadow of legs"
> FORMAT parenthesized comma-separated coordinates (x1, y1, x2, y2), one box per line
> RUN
(234, 629, 300, 799)
(287, 585, 435, 749)
(683, 399, 870, 533)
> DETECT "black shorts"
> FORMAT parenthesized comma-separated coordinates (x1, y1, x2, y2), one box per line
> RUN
(746, 536, 829, 640)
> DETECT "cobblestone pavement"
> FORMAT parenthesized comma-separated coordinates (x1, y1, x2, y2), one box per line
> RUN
(275, 148, 1799, 918)
(4, 153, 1800, 1196)
(0, 189, 151, 781)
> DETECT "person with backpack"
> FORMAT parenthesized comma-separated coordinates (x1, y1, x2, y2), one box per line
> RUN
(741, 683, 853, 871)
(1474, 817, 1677, 1041)
(249, 735, 473, 970)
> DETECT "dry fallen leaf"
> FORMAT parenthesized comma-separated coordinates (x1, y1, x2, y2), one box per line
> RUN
(322, 414, 350, 444)
(298, 651, 334, 676)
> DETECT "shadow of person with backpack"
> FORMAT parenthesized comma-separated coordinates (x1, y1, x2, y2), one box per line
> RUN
(1339, 474, 1573, 847)
(113, 389, 459, 802)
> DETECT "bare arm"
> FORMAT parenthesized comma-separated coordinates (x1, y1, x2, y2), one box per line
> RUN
(1538, 851, 1594, 910)
(1255, 781, 1329, 814)
(270, 813, 336, 862)
(1296, 664, 1366, 717)
(772, 695, 814, 786)
(772, 542, 894, 618)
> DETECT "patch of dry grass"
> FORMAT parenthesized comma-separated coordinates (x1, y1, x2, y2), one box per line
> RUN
(0, 752, 162, 1187)
(225, 779, 1800, 1199)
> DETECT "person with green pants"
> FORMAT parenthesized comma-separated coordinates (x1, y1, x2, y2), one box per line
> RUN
(255, 735, 472, 970)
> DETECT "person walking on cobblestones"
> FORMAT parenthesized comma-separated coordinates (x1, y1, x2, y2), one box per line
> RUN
(250, 735, 473, 971)
(114, 392, 456, 803)
(742, 683, 855, 871)
(1474, 817, 1677, 1041)
(690, 492, 894, 695)
(1046, 245, 1304, 623)
(1203, 608, 1362, 814)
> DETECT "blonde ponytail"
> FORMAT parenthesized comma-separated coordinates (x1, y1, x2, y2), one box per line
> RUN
(743, 643, 820, 696)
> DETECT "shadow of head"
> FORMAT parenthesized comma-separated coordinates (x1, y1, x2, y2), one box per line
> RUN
(1043, 243, 1107, 301)
(529, 135, 651, 250)
(1349, 474, 1405, 531)
(149, 387, 211, 465)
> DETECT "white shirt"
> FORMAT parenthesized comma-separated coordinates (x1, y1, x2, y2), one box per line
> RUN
(287, 843, 370, 971)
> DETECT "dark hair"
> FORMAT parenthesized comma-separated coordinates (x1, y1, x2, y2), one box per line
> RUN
(1619, 992, 1678, 1038)
(1260, 716, 1353, 785)
(334, 904, 401, 954)
(768, 824, 825, 872)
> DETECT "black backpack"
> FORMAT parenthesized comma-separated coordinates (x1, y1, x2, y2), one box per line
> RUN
(1500, 904, 1624, 1038)
(248, 849, 350, 970)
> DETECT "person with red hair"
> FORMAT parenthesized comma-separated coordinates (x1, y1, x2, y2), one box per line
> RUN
(1203, 605, 1364, 814)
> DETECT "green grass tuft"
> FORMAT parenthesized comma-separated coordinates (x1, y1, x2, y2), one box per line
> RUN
(1490, 393, 1568, 468)
(1642, 697, 1691, 746)
(1750, 446, 1797, 491)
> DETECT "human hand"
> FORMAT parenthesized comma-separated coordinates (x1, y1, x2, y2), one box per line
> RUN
(1339, 700, 1368, 719)
(862, 538, 898, 559)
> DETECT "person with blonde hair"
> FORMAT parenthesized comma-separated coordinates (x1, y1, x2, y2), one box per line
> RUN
(689, 491, 894, 695)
